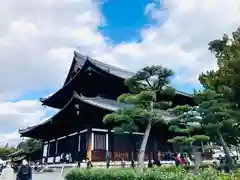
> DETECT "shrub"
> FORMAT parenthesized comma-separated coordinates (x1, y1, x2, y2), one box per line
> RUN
(65, 167, 240, 180)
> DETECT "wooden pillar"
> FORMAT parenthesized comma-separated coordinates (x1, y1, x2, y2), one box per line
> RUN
(129, 133, 133, 161)
(110, 131, 115, 160)
(86, 128, 94, 160)
(46, 140, 50, 164)
(77, 132, 81, 152)
(106, 130, 109, 160)
(153, 139, 158, 159)
(54, 139, 58, 163)
(77, 132, 81, 162)
(41, 140, 45, 164)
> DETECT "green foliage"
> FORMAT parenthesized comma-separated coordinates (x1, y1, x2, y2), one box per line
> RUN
(17, 138, 42, 154)
(65, 167, 238, 180)
(197, 28, 240, 166)
(199, 28, 240, 126)
(167, 105, 209, 146)
(103, 65, 175, 132)
(103, 65, 175, 167)
(0, 147, 14, 160)
(196, 90, 240, 146)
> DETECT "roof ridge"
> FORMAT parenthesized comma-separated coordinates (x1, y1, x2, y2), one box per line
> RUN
(74, 50, 134, 74)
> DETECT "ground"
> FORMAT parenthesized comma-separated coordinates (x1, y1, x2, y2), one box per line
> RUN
(0, 167, 64, 180)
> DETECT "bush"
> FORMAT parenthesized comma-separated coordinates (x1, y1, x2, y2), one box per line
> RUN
(65, 167, 240, 180)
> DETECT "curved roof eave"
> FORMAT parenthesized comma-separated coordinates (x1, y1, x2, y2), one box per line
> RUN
(74, 51, 193, 98)
(20, 92, 177, 136)
(20, 92, 130, 135)
(73, 92, 131, 112)
(40, 56, 89, 108)
(19, 94, 76, 135)
(73, 93, 175, 121)
(41, 51, 193, 108)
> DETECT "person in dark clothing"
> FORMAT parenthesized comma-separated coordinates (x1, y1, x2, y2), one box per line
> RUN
(153, 158, 161, 166)
(86, 158, 93, 168)
(0, 163, 3, 175)
(16, 160, 32, 180)
(131, 160, 135, 168)
(148, 159, 153, 168)
(106, 156, 110, 168)
(77, 161, 81, 167)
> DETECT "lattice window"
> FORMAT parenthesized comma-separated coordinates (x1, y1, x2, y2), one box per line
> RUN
(94, 134, 106, 150)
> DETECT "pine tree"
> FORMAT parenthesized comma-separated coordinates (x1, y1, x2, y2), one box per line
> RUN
(198, 28, 240, 167)
(104, 65, 175, 168)
(168, 105, 209, 152)
(195, 91, 239, 167)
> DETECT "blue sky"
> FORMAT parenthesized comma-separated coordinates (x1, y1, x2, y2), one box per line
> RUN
(99, 0, 156, 44)
(18, 0, 199, 104)
(12, 0, 200, 123)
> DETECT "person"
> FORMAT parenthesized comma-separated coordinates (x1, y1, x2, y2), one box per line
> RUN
(121, 158, 125, 168)
(0, 163, 3, 175)
(60, 153, 64, 163)
(183, 153, 192, 166)
(77, 161, 81, 168)
(86, 158, 93, 168)
(66, 153, 70, 163)
(175, 153, 183, 167)
(153, 158, 161, 166)
(218, 155, 225, 173)
(16, 160, 32, 180)
(131, 160, 135, 168)
(106, 156, 110, 168)
(148, 159, 153, 168)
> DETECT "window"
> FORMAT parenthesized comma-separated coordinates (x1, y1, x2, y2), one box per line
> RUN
(94, 134, 106, 150)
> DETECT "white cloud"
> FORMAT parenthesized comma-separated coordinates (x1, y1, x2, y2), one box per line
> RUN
(0, 131, 22, 147)
(1, 0, 240, 144)
(0, 100, 50, 146)
(96, 0, 240, 85)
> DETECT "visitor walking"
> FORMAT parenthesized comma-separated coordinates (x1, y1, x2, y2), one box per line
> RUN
(0, 163, 3, 175)
(16, 160, 32, 180)
(183, 153, 192, 166)
(106, 155, 110, 168)
(148, 159, 153, 168)
(131, 160, 135, 168)
(86, 158, 93, 168)
(121, 158, 125, 168)
(175, 153, 183, 167)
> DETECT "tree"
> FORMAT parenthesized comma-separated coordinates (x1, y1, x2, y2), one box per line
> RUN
(104, 65, 175, 168)
(195, 91, 239, 167)
(197, 28, 240, 167)
(17, 138, 42, 154)
(167, 105, 209, 152)
(0, 147, 14, 160)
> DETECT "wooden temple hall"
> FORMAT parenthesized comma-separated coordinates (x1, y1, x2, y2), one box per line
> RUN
(19, 51, 194, 164)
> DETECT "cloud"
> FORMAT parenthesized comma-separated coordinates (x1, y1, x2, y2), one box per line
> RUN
(0, 131, 22, 147)
(96, 0, 240, 85)
(1, 0, 240, 99)
(0, 100, 50, 146)
(1, 0, 240, 145)
(0, 0, 104, 100)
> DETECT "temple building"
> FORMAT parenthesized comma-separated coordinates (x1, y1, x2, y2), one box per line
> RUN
(19, 51, 194, 164)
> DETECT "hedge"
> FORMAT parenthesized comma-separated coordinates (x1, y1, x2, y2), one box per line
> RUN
(65, 167, 240, 180)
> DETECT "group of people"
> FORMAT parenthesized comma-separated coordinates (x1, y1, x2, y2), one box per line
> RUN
(60, 152, 72, 163)
(77, 158, 93, 168)
(174, 153, 193, 167)
(12, 160, 32, 180)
